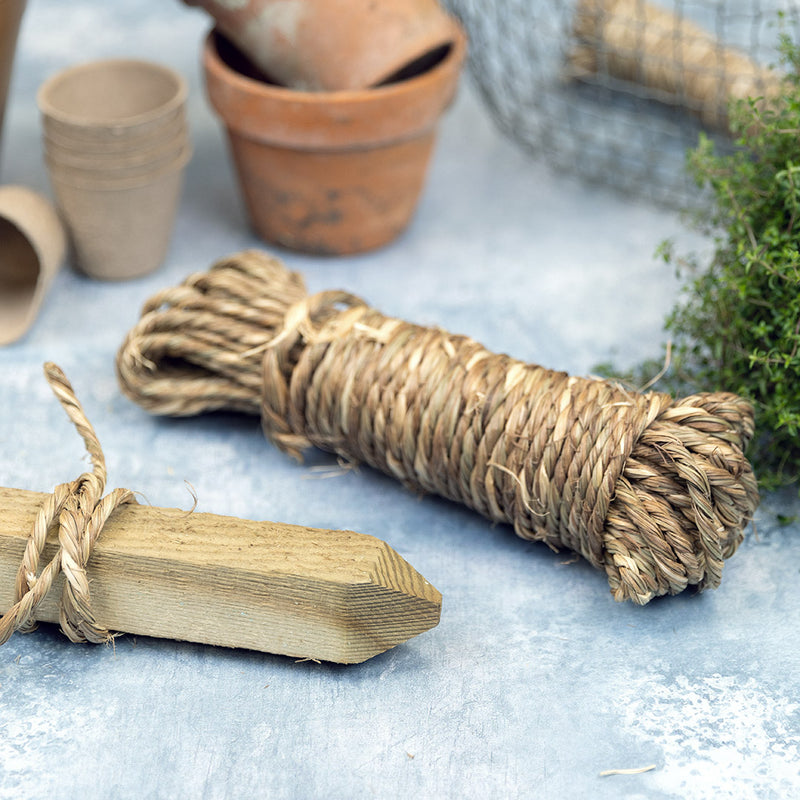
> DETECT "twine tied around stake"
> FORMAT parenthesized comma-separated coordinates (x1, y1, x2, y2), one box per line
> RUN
(0, 363, 135, 646)
(116, 250, 760, 605)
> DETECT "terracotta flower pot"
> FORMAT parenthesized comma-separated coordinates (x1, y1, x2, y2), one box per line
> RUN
(0, 185, 66, 345)
(0, 0, 26, 167)
(185, 0, 458, 92)
(203, 26, 466, 255)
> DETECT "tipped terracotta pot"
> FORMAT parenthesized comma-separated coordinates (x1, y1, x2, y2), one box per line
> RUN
(37, 59, 187, 142)
(0, 185, 67, 345)
(203, 26, 466, 255)
(0, 0, 26, 166)
(187, 0, 459, 92)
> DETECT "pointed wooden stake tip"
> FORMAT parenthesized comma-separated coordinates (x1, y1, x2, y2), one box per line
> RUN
(0, 487, 441, 663)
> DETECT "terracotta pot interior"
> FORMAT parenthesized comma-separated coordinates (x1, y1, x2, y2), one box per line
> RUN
(42, 62, 183, 125)
(214, 31, 452, 89)
(0, 218, 39, 343)
(376, 44, 453, 86)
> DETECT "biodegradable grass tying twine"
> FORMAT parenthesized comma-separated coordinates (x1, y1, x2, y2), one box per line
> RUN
(116, 250, 760, 605)
(0, 363, 135, 646)
(569, 0, 781, 131)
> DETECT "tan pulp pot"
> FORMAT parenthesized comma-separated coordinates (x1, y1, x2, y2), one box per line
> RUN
(0, 185, 67, 345)
(44, 138, 189, 178)
(37, 58, 188, 141)
(47, 147, 191, 280)
(37, 58, 191, 280)
(204, 25, 466, 255)
(42, 112, 187, 159)
(42, 106, 187, 154)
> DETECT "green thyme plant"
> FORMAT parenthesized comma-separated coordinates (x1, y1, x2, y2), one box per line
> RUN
(633, 35, 800, 490)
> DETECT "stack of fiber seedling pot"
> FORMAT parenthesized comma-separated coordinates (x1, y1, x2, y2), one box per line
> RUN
(37, 59, 191, 280)
(194, 0, 466, 255)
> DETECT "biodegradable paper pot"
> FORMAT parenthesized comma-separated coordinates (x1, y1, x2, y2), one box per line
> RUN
(0, 185, 66, 345)
(37, 59, 187, 142)
(187, 0, 459, 92)
(44, 136, 189, 175)
(47, 150, 190, 281)
(0, 0, 26, 165)
(41, 106, 187, 154)
(203, 27, 466, 255)
(44, 147, 191, 193)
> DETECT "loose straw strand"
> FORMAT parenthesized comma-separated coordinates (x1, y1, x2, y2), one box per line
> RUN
(116, 250, 759, 605)
(0, 363, 135, 646)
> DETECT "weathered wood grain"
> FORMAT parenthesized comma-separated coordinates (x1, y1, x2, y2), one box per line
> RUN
(0, 486, 441, 663)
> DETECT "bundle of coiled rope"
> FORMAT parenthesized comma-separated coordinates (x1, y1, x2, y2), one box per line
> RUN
(116, 250, 760, 605)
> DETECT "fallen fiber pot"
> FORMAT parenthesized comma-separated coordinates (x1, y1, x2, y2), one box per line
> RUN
(0, 185, 66, 345)
(116, 250, 760, 605)
(203, 26, 466, 255)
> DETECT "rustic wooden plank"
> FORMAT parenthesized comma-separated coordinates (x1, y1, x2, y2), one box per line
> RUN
(0, 486, 441, 663)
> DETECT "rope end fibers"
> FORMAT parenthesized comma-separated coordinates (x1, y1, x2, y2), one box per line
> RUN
(116, 250, 760, 605)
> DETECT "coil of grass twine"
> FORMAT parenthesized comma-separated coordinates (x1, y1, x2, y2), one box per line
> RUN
(116, 250, 759, 605)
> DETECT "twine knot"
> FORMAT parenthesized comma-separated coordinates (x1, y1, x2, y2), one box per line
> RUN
(0, 363, 135, 646)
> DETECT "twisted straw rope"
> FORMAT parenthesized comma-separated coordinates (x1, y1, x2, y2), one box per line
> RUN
(0, 363, 135, 646)
(570, 0, 782, 131)
(116, 250, 759, 605)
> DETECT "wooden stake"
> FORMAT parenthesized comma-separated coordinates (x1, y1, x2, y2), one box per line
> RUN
(0, 486, 441, 663)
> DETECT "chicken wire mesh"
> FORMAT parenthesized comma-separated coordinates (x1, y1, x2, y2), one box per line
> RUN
(444, 0, 800, 206)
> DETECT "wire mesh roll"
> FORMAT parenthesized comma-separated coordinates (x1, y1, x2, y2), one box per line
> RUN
(444, 0, 800, 206)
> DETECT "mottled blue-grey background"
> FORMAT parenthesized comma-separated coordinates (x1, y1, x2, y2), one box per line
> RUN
(1, 2, 798, 798)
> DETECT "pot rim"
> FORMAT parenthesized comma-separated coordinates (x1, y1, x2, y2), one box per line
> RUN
(41, 111, 187, 154)
(203, 22, 467, 149)
(44, 131, 188, 169)
(45, 144, 192, 191)
(37, 58, 188, 132)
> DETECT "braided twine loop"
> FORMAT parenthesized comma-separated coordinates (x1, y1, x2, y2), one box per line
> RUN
(116, 250, 760, 605)
(0, 364, 135, 646)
